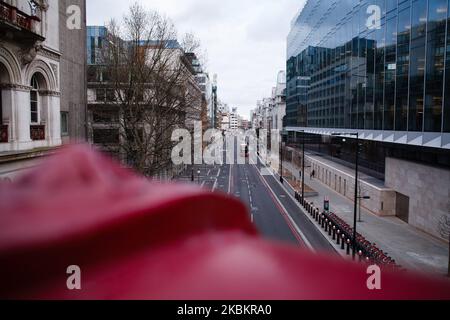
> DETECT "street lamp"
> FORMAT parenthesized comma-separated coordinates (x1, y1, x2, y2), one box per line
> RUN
(296, 130, 306, 200)
(357, 193, 371, 222)
(332, 132, 360, 260)
(280, 130, 286, 184)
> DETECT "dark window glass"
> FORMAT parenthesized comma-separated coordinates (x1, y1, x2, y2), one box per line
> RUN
(409, 0, 428, 132)
(93, 129, 120, 144)
(61, 112, 69, 136)
(395, 6, 411, 131)
(384, 17, 397, 130)
(375, 20, 386, 130)
(96, 89, 106, 102)
(30, 75, 39, 123)
(366, 33, 375, 130)
(424, 0, 447, 132)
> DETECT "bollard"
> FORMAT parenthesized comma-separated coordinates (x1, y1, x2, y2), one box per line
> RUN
(346, 239, 351, 255)
(328, 222, 332, 236)
(322, 217, 326, 229)
(358, 250, 363, 263)
(341, 235, 345, 250)
(324, 219, 328, 232)
(332, 225, 336, 239)
(318, 214, 322, 225)
(336, 230, 340, 244)
(365, 257, 370, 264)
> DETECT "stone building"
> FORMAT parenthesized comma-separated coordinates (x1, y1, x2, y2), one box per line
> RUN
(0, 0, 87, 180)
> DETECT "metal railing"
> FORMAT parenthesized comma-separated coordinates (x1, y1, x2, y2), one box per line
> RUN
(294, 192, 402, 270)
(0, 1, 38, 32)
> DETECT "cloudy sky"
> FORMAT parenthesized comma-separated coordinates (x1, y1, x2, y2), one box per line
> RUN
(87, 0, 305, 118)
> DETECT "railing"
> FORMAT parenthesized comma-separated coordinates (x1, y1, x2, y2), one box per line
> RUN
(0, 125, 7, 143)
(30, 125, 45, 141)
(294, 193, 402, 271)
(0, 1, 39, 32)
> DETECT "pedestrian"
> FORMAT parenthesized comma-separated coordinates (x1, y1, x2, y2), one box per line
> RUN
(311, 169, 315, 180)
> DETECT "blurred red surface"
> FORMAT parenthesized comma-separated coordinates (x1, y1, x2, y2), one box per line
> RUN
(0, 145, 449, 300)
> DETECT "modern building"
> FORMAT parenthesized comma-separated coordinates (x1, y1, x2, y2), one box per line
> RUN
(86, 26, 203, 177)
(0, 0, 87, 181)
(230, 107, 239, 130)
(286, 0, 450, 240)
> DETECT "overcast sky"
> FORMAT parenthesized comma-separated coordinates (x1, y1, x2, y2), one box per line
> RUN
(87, 0, 305, 119)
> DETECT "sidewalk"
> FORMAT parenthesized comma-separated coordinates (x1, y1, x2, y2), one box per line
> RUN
(283, 160, 449, 276)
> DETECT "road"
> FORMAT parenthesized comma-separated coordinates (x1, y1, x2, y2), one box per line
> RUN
(175, 138, 336, 253)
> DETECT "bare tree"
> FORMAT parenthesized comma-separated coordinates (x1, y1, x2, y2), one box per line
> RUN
(93, 3, 203, 177)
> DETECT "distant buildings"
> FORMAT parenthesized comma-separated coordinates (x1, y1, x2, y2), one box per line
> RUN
(0, 0, 87, 180)
(251, 70, 286, 132)
(86, 25, 206, 177)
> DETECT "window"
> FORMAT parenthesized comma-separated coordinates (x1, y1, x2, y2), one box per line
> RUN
(96, 89, 106, 102)
(30, 75, 39, 123)
(61, 112, 69, 136)
(93, 129, 120, 144)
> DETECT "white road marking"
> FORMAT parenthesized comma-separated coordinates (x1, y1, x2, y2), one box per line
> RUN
(254, 163, 315, 252)
(228, 165, 233, 194)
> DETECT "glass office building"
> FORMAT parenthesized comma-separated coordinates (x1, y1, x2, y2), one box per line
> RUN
(87, 26, 108, 65)
(287, 0, 450, 149)
(286, 1, 450, 240)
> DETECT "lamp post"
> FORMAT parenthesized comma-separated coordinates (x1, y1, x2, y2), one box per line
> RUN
(332, 132, 360, 260)
(296, 130, 306, 200)
(357, 188, 371, 222)
(280, 130, 285, 184)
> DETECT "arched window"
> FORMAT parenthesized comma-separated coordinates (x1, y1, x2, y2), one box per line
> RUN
(30, 75, 39, 123)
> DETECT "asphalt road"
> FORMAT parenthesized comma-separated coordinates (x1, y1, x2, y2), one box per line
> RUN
(174, 137, 336, 254)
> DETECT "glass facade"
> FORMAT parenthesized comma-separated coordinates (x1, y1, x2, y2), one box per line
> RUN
(87, 26, 107, 65)
(287, 0, 450, 134)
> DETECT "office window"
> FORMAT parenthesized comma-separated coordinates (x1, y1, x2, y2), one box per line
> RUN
(395, 6, 411, 131)
(61, 112, 69, 136)
(409, 0, 428, 132)
(384, 17, 397, 131)
(374, 21, 385, 130)
(96, 89, 106, 102)
(424, 0, 447, 132)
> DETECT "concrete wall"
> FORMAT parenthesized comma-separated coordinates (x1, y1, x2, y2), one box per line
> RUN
(385, 157, 450, 241)
(284, 147, 397, 217)
(59, 0, 87, 143)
